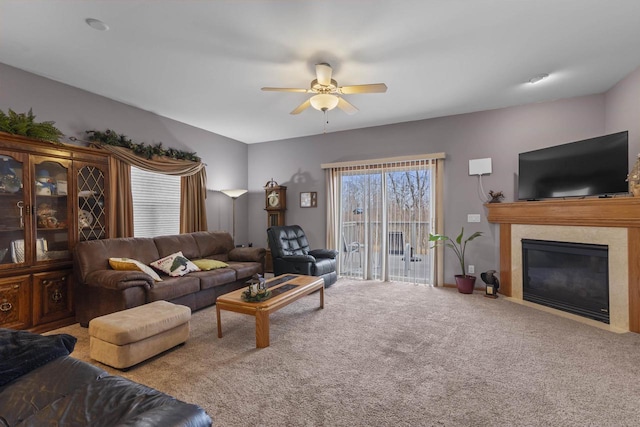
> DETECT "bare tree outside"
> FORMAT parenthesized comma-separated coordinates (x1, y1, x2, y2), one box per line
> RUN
(339, 164, 433, 284)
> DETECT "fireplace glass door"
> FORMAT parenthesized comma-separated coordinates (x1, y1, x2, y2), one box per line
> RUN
(522, 239, 609, 323)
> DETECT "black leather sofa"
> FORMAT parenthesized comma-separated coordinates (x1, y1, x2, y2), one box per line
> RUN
(0, 328, 211, 427)
(267, 225, 338, 287)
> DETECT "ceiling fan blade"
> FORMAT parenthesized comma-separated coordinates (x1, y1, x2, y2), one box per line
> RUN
(337, 97, 359, 115)
(316, 63, 333, 86)
(262, 87, 310, 93)
(290, 99, 311, 115)
(339, 83, 388, 94)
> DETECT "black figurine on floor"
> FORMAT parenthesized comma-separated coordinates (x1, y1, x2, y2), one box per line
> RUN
(481, 270, 500, 298)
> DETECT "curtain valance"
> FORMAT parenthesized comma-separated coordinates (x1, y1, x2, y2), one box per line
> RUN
(92, 142, 207, 236)
(91, 143, 205, 176)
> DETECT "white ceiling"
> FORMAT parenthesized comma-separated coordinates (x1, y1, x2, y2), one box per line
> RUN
(2, 0, 640, 144)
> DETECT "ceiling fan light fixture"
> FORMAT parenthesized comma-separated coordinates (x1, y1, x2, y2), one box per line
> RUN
(310, 94, 339, 112)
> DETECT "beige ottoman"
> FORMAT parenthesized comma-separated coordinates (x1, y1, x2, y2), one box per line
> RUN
(89, 301, 191, 370)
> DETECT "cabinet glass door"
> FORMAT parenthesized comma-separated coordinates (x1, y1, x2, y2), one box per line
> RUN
(0, 153, 27, 268)
(77, 164, 107, 241)
(33, 158, 71, 263)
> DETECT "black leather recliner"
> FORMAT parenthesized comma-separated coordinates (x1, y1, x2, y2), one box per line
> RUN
(267, 225, 338, 287)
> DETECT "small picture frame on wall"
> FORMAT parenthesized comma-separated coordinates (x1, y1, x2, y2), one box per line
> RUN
(300, 191, 317, 208)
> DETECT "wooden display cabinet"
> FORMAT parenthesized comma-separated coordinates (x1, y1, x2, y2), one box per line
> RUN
(32, 270, 74, 331)
(0, 275, 31, 330)
(0, 132, 111, 331)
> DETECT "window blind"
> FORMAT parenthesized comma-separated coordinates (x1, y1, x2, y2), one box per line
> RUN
(130, 166, 181, 238)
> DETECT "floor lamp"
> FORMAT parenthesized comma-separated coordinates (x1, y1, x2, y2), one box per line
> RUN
(220, 189, 248, 243)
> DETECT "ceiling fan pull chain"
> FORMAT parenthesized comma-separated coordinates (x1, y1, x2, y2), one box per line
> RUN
(323, 110, 329, 133)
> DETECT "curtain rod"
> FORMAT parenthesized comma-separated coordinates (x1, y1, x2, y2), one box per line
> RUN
(321, 152, 446, 169)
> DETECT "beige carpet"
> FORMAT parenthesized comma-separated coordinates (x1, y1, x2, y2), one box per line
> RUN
(51, 279, 640, 426)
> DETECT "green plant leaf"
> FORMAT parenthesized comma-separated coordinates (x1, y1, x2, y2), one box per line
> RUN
(466, 231, 483, 242)
(0, 108, 63, 142)
(430, 227, 482, 276)
(428, 233, 449, 242)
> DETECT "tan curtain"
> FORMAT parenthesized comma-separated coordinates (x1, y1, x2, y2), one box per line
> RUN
(94, 143, 207, 236)
(180, 168, 208, 233)
(108, 156, 134, 237)
(434, 158, 445, 286)
(325, 169, 340, 250)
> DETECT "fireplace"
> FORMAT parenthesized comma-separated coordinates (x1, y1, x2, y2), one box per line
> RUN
(522, 239, 609, 323)
(486, 198, 638, 333)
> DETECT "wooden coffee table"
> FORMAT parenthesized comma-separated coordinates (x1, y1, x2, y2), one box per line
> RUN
(216, 274, 324, 348)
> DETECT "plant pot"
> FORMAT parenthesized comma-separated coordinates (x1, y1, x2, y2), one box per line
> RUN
(455, 275, 476, 294)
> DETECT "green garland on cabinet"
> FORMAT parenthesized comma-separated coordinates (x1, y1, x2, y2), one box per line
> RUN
(0, 108, 64, 143)
(86, 129, 201, 162)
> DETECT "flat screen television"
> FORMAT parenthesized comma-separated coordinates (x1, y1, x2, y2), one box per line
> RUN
(518, 131, 628, 200)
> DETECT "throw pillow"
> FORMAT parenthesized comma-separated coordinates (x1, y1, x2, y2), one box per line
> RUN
(192, 258, 229, 271)
(109, 257, 163, 281)
(151, 251, 201, 277)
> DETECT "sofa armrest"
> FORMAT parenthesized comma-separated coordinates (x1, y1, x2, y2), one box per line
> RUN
(84, 270, 154, 291)
(116, 403, 212, 427)
(228, 247, 266, 262)
(309, 249, 338, 259)
(279, 254, 317, 263)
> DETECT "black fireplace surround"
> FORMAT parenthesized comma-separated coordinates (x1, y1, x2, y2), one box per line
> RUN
(522, 239, 610, 323)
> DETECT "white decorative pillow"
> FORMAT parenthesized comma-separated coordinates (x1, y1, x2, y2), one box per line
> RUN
(108, 257, 163, 282)
(151, 251, 200, 277)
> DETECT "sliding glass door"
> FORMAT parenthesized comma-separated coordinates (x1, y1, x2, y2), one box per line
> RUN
(338, 159, 435, 284)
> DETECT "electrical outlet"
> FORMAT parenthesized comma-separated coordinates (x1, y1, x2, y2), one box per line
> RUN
(468, 265, 475, 274)
(467, 214, 481, 223)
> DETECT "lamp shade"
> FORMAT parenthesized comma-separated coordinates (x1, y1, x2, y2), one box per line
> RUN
(310, 94, 339, 112)
(220, 189, 248, 199)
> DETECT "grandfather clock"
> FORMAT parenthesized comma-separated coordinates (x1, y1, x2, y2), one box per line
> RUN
(264, 179, 286, 274)
(264, 179, 286, 227)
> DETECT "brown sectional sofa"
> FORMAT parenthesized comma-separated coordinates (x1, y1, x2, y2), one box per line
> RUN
(73, 231, 265, 326)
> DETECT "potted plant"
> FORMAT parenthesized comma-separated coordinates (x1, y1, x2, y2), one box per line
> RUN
(429, 227, 482, 294)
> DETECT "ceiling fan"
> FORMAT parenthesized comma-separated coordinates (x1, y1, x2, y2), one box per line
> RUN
(261, 63, 387, 115)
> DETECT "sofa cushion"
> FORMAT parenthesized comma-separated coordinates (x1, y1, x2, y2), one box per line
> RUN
(0, 356, 211, 427)
(194, 268, 237, 290)
(192, 231, 234, 260)
(150, 251, 200, 277)
(75, 238, 160, 283)
(192, 259, 229, 271)
(109, 257, 163, 281)
(146, 275, 200, 302)
(0, 357, 108, 426)
(154, 234, 201, 259)
(227, 261, 262, 280)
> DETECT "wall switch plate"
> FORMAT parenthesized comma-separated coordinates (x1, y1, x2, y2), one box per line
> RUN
(467, 214, 481, 223)
(469, 158, 492, 175)
(468, 265, 475, 274)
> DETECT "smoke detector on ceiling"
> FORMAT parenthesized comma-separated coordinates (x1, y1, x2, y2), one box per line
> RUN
(528, 73, 550, 84)
(85, 18, 109, 31)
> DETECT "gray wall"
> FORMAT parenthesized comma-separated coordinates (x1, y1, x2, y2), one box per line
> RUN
(0, 62, 250, 243)
(605, 64, 640, 144)
(248, 65, 640, 283)
(3, 60, 639, 283)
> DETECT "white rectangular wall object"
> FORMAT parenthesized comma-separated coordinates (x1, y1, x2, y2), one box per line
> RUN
(469, 158, 492, 175)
